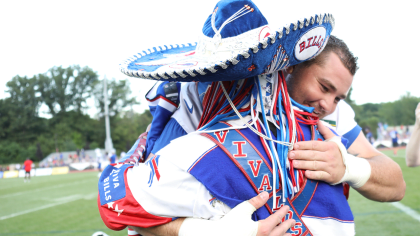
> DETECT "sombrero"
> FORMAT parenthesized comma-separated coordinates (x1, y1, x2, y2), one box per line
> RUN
(120, 0, 334, 82)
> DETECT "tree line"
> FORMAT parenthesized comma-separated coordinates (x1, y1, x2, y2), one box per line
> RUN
(0, 65, 152, 164)
(345, 88, 420, 137)
(1, 66, 419, 164)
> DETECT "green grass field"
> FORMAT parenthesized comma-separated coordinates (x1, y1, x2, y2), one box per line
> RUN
(349, 149, 420, 235)
(0, 149, 419, 235)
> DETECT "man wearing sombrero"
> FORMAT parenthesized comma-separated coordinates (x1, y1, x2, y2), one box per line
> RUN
(98, 0, 405, 235)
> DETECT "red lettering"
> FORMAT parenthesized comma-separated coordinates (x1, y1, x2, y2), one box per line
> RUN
(214, 130, 229, 143)
(281, 210, 293, 222)
(258, 174, 272, 191)
(233, 141, 247, 158)
(318, 38, 324, 49)
(299, 42, 306, 53)
(314, 35, 321, 46)
(272, 195, 282, 211)
(306, 37, 313, 49)
(311, 36, 318, 46)
(247, 160, 262, 177)
(291, 222, 303, 236)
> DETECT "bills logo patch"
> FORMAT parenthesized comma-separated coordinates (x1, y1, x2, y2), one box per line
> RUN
(294, 26, 327, 61)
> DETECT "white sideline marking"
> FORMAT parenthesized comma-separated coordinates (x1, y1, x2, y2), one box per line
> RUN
(390, 202, 420, 222)
(0, 193, 94, 220)
(0, 180, 92, 199)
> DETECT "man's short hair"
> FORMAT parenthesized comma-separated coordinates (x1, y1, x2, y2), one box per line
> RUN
(300, 35, 359, 75)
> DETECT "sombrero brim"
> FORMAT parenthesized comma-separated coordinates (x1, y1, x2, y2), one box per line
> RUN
(120, 13, 334, 82)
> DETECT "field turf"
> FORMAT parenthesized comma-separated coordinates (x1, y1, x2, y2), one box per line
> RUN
(349, 149, 420, 235)
(0, 149, 419, 235)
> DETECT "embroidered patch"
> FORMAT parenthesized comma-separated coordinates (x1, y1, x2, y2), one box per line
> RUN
(294, 26, 327, 61)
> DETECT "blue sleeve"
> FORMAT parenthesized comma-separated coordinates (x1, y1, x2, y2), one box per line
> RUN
(145, 82, 182, 156)
(342, 125, 362, 148)
(328, 127, 350, 149)
(146, 108, 177, 156)
(151, 118, 188, 154)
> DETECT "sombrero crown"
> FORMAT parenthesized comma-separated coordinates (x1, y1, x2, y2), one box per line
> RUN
(121, 0, 334, 82)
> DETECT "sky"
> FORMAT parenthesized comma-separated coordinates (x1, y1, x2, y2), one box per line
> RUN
(1, 0, 419, 115)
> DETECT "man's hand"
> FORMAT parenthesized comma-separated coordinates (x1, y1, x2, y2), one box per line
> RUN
(288, 121, 345, 184)
(251, 192, 296, 236)
(415, 102, 420, 124)
(131, 192, 295, 236)
(179, 191, 296, 236)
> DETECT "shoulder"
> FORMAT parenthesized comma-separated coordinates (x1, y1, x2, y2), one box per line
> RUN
(155, 133, 218, 170)
(328, 100, 355, 120)
(323, 101, 361, 146)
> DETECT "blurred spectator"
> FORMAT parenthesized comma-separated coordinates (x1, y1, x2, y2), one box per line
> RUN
(15, 163, 21, 170)
(95, 148, 102, 171)
(405, 126, 410, 139)
(365, 128, 374, 145)
(390, 128, 399, 156)
(406, 102, 420, 167)
(23, 158, 33, 183)
(109, 151, 116, 164)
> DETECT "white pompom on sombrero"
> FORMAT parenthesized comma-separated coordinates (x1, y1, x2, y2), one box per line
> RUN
(120, 0, 334, 82)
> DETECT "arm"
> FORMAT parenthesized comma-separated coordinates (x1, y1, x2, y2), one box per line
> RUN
(290, 121, 405, 202)
(406, 103, 420, 167)
(129, 218, 185, 236)
(130, 192, 295, 236)
(346, 131, 405, 201)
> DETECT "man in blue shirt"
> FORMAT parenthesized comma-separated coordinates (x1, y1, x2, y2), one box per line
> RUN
(109, 151, 116, 164)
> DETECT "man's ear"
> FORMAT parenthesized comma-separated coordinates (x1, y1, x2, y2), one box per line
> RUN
(285, 66, 295, 74)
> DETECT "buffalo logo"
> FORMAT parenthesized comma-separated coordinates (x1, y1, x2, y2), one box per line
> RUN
(147, 155, 161, 187)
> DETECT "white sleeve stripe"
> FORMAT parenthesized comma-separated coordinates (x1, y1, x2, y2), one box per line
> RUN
(147, 97, 177, 112)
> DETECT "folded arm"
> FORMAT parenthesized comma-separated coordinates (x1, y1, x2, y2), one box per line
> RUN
(130, 192, 295, 236)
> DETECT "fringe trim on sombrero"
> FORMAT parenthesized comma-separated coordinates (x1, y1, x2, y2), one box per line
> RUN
(120, 13, 334, 81)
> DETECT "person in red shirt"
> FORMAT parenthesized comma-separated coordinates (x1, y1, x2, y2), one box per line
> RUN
(23, 158, 33, 183)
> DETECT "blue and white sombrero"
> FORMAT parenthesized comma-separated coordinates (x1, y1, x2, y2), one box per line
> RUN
(120, 0, 334, 82)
